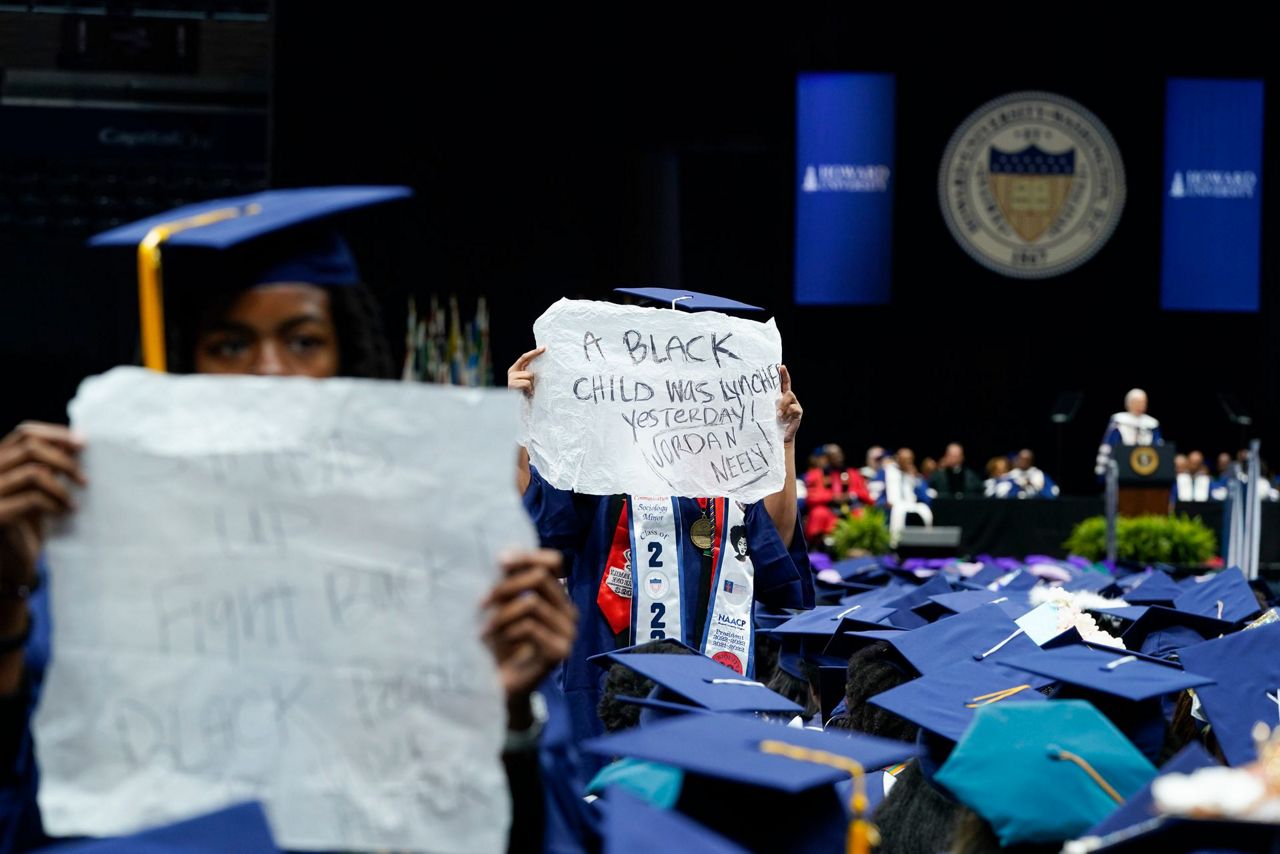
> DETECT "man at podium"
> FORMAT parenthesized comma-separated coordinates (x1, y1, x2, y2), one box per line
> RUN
(1095, 388, 1163, 478)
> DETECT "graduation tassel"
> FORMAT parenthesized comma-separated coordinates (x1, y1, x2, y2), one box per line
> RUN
(757, 740, 880, 854)
(1046, 747, 1124, 803)
(964, 684, 1032, 708)
(135, 203, 261, 372)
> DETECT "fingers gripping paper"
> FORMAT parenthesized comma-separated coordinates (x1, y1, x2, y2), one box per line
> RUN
(34, 367, 530, 853)
(526, 299, 786, 502)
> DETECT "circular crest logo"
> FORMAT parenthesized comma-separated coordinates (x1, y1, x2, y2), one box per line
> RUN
(938, 91, 1125, 278)
(1130, 447, 1159, 477)
(645, 570, 670, 599)
(712, 651, 744, 674)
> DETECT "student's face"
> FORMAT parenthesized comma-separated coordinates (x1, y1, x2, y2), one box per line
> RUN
(194, 283, 340, 378)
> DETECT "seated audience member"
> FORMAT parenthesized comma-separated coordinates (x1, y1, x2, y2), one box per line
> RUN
(875, 448, 933, 543)
(802, 443, 874, 540)
(983, 456, 1014, 498)
(1174, 451, 1212, 503)
(928, 443, 984, 498)
(862, 445, 886, 503)
(1007, 449, 1059, 499)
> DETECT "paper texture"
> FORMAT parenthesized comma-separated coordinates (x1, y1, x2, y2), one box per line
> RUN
(34, 367, 529, 853)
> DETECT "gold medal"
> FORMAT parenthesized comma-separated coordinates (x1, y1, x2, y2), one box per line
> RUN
(689, 516, 715, 550)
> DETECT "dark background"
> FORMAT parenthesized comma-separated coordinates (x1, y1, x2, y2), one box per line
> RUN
(3, 12, 1276, 496)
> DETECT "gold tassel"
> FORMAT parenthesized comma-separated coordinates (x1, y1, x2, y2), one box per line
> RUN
(758, 739, 879, 854)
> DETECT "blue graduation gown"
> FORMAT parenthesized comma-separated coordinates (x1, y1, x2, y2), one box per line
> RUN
(0, 559, 51, 853)
(523, 467, 813, 750)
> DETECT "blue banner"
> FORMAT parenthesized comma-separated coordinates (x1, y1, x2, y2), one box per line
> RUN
(1161, 78, 1264, 312)
(794, 73, 896, 306)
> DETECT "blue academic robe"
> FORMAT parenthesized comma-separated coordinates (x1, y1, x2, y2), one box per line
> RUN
(523, 467, 812, 752)
(0, 560, 51, 853)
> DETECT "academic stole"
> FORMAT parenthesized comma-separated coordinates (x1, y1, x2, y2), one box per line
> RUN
(698, 498, 755, 676)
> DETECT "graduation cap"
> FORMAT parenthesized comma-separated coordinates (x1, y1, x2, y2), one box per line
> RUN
(1174, 567, 1262, 624)
(89, 186, 413, 372)
(868, 660, 1048, 743)
(612, 287, 764, 313)
(999, 645, 1213, 704)
(836, 604, 1044, 673)
(920, 590, 1032, 621)
(1078, 741, 1220, 842)
(999, 645, 1215, 762)
(1065, 814, 1280, 854)
(1176, 621, 1280, 767)
(589, 652, 802, 717)
(934, 700, 1158, 846)
(880, 572, 954, 629)
(601, 788, 748, 854)
(768, 604, 898, 665)
(1118, 605, 1234, 660)
(1122, 571, 1183, 606)
(1065, 572, 1125, 598)
(582, 713, 920, 853)
(50, 802, 279, 852)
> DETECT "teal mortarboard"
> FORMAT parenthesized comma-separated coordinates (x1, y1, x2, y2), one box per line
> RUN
(88, 186, 413, 372)
(935, 701, 1158, 846)
(1123, 571, 1183, 606)
(612, 287, 764, 313)
(601, 788, 748, 854)
(583, 713, 919, 853)
(1177, 621, 1280, 767)
(590, 652, 802, 716)
(1174, 568, 1262, 624)
(1075, 741, 1219, 843)
(868, 660, 1048, 743)
(50, 802, 279, 852)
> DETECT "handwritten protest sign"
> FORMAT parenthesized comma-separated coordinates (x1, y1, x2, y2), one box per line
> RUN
(34, 367, 529, 853)
(525, 298, 786, 502)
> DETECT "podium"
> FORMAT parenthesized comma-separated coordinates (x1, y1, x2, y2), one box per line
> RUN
(1115, 443, 1175, 516)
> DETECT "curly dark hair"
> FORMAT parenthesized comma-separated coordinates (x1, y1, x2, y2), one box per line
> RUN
(872, 760, 970, 854)
(163, 282, 395, 379)
(596, 639, 697, 733)
(836, 640, 918, 742)
(764, 663, 819, 720)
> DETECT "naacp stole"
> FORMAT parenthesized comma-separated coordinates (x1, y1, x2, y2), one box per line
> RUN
(626, 496, 755, 675)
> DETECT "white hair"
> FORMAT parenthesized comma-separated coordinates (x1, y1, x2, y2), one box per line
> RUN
(1125, 388, 1148, 407)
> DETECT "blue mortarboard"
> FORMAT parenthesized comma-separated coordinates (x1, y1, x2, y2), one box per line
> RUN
(601, 788, 748, 854)
(869, 660, 1048, 743)
(612, 287, 764, 313)
(1069, 815, 1280, 854)
(935, 701, 1158, 846)
(842, 605, 1044, 675)
(1177, 621, 1280, 766)
(827, 556, 886, 582)
(88, 186, 413, 372)
(881, 572, 954, 629)
(958, 564, 1008, 589)
(999, 645, 1213, 703)
(50, 802, 279, 852)
(1123, 571, 1183, 605)
(589, 638, 703, 664)
(1080, 741, 1220, 841)
(1002, 644, 1216, 763)
(1174, 567, 1262, 624)
(1000, 570, 1042, 593)
(1065, 571, 1125, 597)
(920, 589, 1032, 621)
(583, 713, 919, 852)
(1119, 605, 1234, 660)
(752, 609, 795, 632)
(590, 652, 802, 716)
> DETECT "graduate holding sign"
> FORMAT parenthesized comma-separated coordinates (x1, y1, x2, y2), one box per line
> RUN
(0, 189, 578, 853)
(510, 289, 813, 746)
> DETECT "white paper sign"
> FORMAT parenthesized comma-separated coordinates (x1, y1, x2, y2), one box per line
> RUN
(33, 367, 530, 853)
(525, 298, 786, 502)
